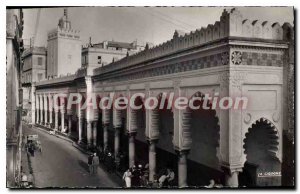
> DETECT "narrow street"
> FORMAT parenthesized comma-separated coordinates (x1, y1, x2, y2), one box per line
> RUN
(22, 123, 123, 188)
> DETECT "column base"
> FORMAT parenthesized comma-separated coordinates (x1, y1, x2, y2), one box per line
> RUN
(222, 166, 242, 188)
(177, 150, 189, 188)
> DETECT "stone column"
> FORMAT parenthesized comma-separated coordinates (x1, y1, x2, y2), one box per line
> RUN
(67, 95, 73, 136)
(128, 132, 136, 168)
(114, 128, 120, 160)
(54, 94, 59, 131)
(68, 115, 72, 136)
(145, 106, 160, 182)
(77, 97, 83, 143)
(54, 109, 59, 131)
(178, 150, 189, 188)
(148, 140, 157, 182)
(113, 107, 122, 162)
(40, 94, 44, 125)
(223, 168, 240, 187)
(31, 83, 36, 124)
(102, 108, 110, 151)
(44, 94, 48, 126)
(60, 97, 65, 132)
(36, 94, 40, 124)
(127, 106, 138, 168)
(86, 121, 92, 147)
(93, 121, 97, 147)
(85, 76, 94, 148)
(103, 124, 109, 151)
(48, 94, 53, 127)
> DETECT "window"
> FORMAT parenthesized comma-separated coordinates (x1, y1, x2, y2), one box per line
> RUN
(38, 57, 43, 66)
(98, 56, 102, 64)
(37, 73, 43, 81)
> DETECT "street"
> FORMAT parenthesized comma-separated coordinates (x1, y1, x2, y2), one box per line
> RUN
(22, 123, 123, 188)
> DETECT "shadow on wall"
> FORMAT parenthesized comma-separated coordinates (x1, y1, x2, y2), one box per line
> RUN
(240, 119, 281, 187)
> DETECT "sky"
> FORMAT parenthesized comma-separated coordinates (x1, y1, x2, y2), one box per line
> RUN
(22, 7, 294, 47)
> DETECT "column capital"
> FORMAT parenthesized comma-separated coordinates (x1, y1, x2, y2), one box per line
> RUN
(102, 108, 110, 125)
(176, 150, 190, 157)
(221, 165, 243, 175)
(127, 131, 137, 137)
(85, 76, 92, 83)
(113, 108, 122, 128)
(147, 139, 158, 145)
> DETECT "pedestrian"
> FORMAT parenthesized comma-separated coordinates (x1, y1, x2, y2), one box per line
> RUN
(106, 152, 114, 172)
(20, 172, 28, 188)
(151, 174, 159, 188)
(122, 169, 132, 188)
(131, 165, 138, 187)
(206, 179, 215, 188)
(92, 153, 99, 174)
(137, 164, 144, 186)
(28, 143, 35, 157)
(140, 172, 148, 187)
(88, 154, 93, 174)
(166, 168, 175, 186)
(27, 172, 34, 187)
(159, 174, 168, 188)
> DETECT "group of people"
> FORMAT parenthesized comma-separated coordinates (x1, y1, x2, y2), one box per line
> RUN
(87, 146, 177, 188)
(87, 146, 123, 174)
(122, 164, 175, 188)
(122, 164, 149, 188)
(96, 146, 128, 173)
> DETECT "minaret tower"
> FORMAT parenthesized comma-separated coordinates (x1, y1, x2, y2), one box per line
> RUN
(46, 8, 81, 78)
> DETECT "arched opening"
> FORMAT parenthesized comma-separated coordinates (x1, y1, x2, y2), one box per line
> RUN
(107, 99, 114, 152)
(134, 95, 148, 166)
(187, 92, 222, 186)
(68, 95, 80, 140)
(118, 95, 128, 172)
(155, 93, 177, 183)
(96, 95, 102, 148)
(239, 118, 281, 187)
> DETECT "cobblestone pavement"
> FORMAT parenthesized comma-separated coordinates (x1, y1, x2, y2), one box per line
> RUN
(22, 123, 123, 188)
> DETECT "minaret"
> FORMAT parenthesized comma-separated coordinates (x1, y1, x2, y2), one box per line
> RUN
(64, 8, 68, 19)
(58, 8, 71, 30)
(47, 7, 81, 78)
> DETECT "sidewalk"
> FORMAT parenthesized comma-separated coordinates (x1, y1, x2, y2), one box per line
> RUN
(20, 138, 34, 187)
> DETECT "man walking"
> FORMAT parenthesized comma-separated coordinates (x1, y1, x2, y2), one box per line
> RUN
(88, 154, 93, 175)
(92, 153, 99, 175)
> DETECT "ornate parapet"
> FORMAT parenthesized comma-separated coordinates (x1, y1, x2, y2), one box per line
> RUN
(48, 27, 80, 41)
(93, 8, 290, 77)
